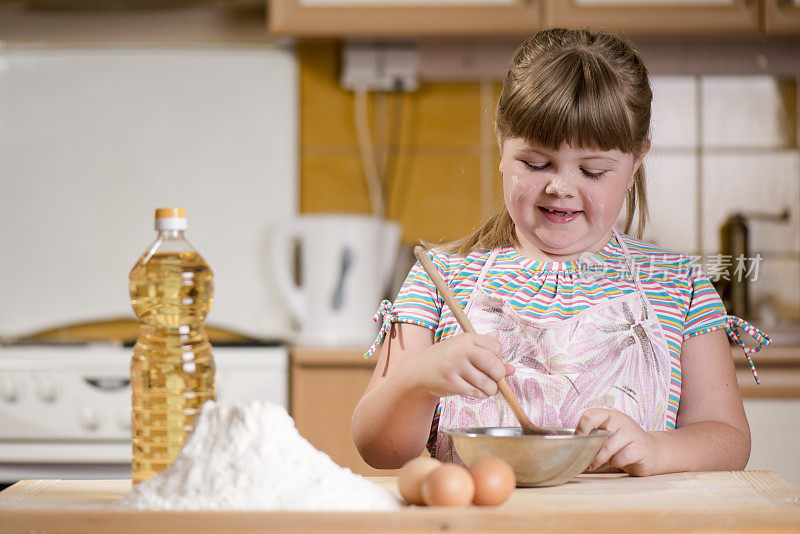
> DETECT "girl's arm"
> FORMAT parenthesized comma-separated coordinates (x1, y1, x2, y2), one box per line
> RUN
(576, 328, 750, 474)
(351, 322, 512, 469)
(657, 328, 750, 471)
(351, 323, 439, 469)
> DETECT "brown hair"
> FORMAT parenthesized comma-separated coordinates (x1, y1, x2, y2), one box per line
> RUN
(445, 28, 652, 255)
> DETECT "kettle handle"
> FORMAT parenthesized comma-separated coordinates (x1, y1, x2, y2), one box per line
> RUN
(270, 222, 306, 322)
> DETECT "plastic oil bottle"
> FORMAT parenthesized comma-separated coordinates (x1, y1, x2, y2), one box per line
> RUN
(129, 207, 215, 484)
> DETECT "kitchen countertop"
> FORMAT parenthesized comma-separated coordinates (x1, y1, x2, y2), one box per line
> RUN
(1, 472, 799, 533)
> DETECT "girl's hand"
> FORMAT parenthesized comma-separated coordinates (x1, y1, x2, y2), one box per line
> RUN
(575, 408, 662, 476)
(408, 333, 515, 400)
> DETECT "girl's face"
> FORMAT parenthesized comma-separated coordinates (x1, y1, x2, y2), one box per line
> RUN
(500, 137, 648, 261)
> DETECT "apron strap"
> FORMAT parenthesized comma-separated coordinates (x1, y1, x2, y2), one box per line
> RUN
(615, 231, 767, 385)
(462, 248, 499, 319)
(475, 248, 499, 288)
(724, 315, 771, 385)
(613, 229, 648, 295)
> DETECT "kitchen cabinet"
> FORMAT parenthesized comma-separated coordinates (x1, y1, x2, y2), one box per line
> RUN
(734, 345, 800, 487)
(765, 0, 800, 35)
(743, 398, 800, 487)
(268, 0, 544, 36)
(734, 345, 800, 398)
(290, 347, 399, 476)
(545, 0, 760, 35)
(269, 0, 782, 36)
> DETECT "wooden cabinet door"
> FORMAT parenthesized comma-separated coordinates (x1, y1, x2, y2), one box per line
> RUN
(544, 0, 760, 35)
(268, 0, 544, 36)
(290, 347, 400, 476)
(765, 0, 800, 35)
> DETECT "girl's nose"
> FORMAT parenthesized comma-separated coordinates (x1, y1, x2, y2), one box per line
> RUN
(545, 178, 575, 197)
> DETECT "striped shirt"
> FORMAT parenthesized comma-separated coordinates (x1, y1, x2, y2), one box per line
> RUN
(392, 232, 728, 431)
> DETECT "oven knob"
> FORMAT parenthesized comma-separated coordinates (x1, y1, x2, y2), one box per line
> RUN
(0, 375, 20, 403)
(32, 373, 59, 403)
(79, 406, 102, 432)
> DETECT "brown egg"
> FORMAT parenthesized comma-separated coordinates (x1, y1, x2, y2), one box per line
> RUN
(468, 456, 516, 506)
(421, 464, 475, 507)
(398, 456, 442, 505)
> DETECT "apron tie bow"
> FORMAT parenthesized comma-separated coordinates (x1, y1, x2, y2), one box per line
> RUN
(724, 315, 771, 385)
(364, 299, 396, 359)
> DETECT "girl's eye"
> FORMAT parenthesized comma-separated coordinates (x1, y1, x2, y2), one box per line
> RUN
(521, 160, 607, 179)
(523, 161, 549, 171)
(582, 169, 607, 179)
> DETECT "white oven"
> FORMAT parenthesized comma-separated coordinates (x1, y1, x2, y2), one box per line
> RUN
(0, 342, 288, 483)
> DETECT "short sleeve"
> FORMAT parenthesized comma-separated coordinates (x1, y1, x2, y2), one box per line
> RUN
(392, 250, 446, 332)
(682, 263, 728, 340)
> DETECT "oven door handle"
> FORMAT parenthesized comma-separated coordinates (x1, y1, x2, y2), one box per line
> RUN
(84, 377, 131, 391)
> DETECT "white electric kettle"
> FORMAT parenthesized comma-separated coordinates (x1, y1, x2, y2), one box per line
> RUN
(271, 214, 401, 347)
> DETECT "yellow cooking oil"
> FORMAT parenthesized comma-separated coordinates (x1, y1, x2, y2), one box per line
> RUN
(129, 208, 215, 485)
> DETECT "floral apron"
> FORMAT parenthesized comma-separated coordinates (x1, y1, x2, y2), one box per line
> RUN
(435, 231, 672, 462)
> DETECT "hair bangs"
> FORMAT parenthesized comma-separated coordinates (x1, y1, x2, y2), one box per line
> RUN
(501, 50, 639, 154)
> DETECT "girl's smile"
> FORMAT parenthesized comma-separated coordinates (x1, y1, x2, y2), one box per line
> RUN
(500, 137, 648, 262)
(539, 205, 582, 224)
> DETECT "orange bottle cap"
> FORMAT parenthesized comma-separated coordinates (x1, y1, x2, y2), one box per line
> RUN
(155, 207, 187, 219)
(154, 207, 188, 231)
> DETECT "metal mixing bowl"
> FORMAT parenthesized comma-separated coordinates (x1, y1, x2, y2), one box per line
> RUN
(445, 427, 612, 487)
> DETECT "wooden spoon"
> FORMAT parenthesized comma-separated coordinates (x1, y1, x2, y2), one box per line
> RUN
(413, 246, 554, 436)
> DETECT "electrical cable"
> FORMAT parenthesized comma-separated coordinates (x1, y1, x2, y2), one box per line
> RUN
(353, 86, 385, 217)
(384, 78, 406, 220)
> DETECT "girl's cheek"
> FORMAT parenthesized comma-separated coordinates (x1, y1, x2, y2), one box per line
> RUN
(507, 174, 536, 204)
(582, 182, 624, 224)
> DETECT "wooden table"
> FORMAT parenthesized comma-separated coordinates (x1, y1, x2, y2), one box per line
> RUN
(2, 472, 800, 533)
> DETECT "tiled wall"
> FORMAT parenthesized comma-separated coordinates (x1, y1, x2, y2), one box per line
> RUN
(645, 75, 800, 319)
(299, 41, 800, 319)
(299, 41, 501, 248)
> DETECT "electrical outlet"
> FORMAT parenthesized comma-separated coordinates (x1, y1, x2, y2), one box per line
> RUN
(341, 42, 419, 92)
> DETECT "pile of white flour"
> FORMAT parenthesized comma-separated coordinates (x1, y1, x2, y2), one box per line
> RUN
(117, 400, 400, 511)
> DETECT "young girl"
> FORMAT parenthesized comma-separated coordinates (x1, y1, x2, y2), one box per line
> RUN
(351, 28, 769, 476)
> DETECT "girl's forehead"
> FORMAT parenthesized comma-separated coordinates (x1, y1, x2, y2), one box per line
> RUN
(506, 137, 626, 159)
